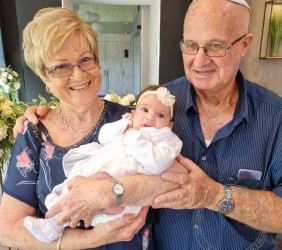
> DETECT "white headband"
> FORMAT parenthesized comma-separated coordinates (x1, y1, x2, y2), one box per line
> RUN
(137, 87, 176, 119)
(190, 0, 250, 12)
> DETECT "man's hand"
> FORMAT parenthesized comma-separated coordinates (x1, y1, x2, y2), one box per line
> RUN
(13, 105, 51, 137)
(152, 155, 222, 210)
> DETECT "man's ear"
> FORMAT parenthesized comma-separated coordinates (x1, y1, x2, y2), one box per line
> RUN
(241, 33, 254, 56)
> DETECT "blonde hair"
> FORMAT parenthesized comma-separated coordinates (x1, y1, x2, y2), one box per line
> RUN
(23, 7, 98, 81)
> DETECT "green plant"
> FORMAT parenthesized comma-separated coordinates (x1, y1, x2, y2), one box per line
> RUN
(270, 13, 282, 57)
(0, 97, 28, 189)
(31, 94, 59, 107)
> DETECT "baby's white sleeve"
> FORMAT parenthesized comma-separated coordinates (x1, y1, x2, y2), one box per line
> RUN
(98, 112, 132, 144)
(123, 127, 182, 174)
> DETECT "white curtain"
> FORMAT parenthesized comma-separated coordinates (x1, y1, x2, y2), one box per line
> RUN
(0, 28, 5, 68)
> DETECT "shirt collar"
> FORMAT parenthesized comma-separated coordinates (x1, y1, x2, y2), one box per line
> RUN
(186, 70, 249, 124)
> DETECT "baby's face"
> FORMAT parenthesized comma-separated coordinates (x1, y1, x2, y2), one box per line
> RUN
(131, 94, 173, 129)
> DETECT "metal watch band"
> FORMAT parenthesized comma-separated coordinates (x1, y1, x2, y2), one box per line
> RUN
(225, 185, 232, 199)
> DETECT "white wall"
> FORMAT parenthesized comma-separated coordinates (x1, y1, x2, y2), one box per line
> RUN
(240, 0, 282, 94)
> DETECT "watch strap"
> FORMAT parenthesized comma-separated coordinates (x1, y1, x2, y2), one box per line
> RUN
(225, 185, 232, 199)
(113, 180, 124, 206)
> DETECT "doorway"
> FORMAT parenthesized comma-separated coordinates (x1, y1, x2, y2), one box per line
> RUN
(62, 0, 160, 93)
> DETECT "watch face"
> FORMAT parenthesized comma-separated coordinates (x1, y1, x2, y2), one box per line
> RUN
(113, 183, 124, 195)
(219, 200, 234, 213)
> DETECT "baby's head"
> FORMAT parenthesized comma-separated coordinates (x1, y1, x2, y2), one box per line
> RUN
(131, 86, 176, 130)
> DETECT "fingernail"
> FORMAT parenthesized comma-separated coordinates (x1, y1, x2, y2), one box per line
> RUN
(124, 214, 136, 221)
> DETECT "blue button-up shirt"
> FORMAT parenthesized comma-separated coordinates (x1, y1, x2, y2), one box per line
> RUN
(154, 72, 282, 250)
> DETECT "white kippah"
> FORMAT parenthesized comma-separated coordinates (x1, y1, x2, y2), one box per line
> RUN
(230, 0, 250, 12)
(190, 0, 250, 12)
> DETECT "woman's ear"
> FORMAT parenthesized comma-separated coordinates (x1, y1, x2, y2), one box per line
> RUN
(45, 83, 52, 94)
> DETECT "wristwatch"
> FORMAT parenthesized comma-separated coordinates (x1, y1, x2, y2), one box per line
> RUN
(113, 180, 124, 206)
(217, 185, 234, 214)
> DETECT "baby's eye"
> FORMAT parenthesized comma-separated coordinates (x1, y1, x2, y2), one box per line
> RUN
(141, 107, 148, 113)
(157, 113, 165, 118)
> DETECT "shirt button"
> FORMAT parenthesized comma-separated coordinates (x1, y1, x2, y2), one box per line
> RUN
(202, 156, 207, 161)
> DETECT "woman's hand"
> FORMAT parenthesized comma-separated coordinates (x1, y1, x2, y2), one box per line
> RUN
(46, 176, 114, 228)
(13, 105, 51, 137)
(93, 207, 149, 245)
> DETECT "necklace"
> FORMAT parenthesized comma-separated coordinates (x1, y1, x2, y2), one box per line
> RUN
(58, 99, 104, 134)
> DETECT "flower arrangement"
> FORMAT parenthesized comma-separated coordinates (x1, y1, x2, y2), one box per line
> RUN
(103, 89, 136, 106)
(0, 65, 21, 103)
(0, 96, 28, 188)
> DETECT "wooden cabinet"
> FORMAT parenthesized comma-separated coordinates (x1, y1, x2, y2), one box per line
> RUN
(98, 34, 133, 96)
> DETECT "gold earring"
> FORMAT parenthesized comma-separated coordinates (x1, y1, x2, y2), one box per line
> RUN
(46, 86, 51, 93)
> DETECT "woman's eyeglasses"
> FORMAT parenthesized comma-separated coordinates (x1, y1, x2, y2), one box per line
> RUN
(44, 55, 99, 78)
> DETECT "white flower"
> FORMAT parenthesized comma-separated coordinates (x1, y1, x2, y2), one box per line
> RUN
(119, 94, 136, 106)
(14, 81, 21, 90)
(0, 124, 8, 141)
(12, 71, 18, 77)
(3, 85, 10, 93)
(155, 87, 175, 107)
(103, 90, 135, 106)
(103, 93, 113, 101)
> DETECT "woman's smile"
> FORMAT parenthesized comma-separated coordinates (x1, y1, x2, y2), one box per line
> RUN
(70, 80, 91, 91)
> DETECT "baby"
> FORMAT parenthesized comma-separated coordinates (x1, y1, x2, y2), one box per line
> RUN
(24, 86, 182, 243)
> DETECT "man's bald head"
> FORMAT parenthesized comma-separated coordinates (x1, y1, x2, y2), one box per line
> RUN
(185, 0, 250, 37)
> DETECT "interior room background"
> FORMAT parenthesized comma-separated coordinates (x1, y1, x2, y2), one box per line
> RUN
(0, 0, 281, 104)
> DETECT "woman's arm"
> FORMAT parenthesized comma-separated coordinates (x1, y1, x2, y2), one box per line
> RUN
(46, 159, 187, 228)
(0, 193, 146, 250)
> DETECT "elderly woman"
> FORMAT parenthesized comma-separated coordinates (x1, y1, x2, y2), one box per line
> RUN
(0, 7, 166, 250)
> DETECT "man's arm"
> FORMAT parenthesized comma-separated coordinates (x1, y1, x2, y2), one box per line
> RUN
(46, 159, 186, 228)
(13, 105, 51, 137)
(152, 155, 282, 233)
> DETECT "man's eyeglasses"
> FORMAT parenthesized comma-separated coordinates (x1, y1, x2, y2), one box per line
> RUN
(44, 55, 99, 78)
(179, 34, 247, 57)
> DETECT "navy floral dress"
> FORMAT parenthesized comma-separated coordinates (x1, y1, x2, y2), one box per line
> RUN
(3, 100, 155, 250)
